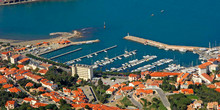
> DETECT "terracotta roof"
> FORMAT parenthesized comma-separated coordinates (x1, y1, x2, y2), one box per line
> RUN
(130, 81, 142, 86)
(15, 75, 25, 80)
(76, 80, 82, 84)
(38, 69, 48, 75)
(106, 88, 115, 92)
(150, 72, 180, 77)
(18, 58, 30, 63)
(8, 87, 21, 93)
(180, 89, 194, 94)
(201, 73, 213, 82)
(3, 84, 13, 89)
(129, 74, 139, 77)
(138, 84, 145, 88)
(5, 100, 15, 106)
(198, 62, 212, 69)
(11, 54, 20, 59)
(215, 88, 220, 93)
(135, 89, 153, 95)
(0, 78, 7, 84)
(121, 86, 133, 91)
(1, 51, 11, 55)
(23, 97, 35, 102)
(17, 65, 24, 69)
(25, 82, 34, 87)
(32, 103, 48, 108)
(40, 63, 52, 68)
(207, 84, 216, 89)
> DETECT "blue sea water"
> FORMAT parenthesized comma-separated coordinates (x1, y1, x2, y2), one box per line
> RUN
(0, 0, 220, 71)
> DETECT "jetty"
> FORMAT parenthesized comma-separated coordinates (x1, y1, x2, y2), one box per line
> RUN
(49, 48, 82, 60)
(38, 39, 99, 56)
(124, 35, 208, 52)
(65, 45, 117, 64)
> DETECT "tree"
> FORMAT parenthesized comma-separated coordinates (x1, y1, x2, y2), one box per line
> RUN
(85, 105, 90, 109)
(110, 77, 116, 81)
(98, 79, 103, 86)
(145, 74, 151, 80)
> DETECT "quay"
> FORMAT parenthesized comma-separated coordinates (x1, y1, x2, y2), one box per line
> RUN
(49, 48, 82, 60)
(65, 45, 118, 64)
(38, 39, 100, 56)
(124, 35, 208, 52)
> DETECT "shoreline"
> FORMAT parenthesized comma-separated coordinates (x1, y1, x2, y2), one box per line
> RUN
(0, 30, 83, 46)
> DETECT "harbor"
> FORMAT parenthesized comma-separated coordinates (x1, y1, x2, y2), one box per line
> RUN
(65, 45, 117, 65)
(92, 50, 137, 69)
(109, 55, 157, 72)
(49, 48, 82, 60)
(131, 58, 173, 72)
(124, 35, 208, 52)
(38, 39, 100, 56)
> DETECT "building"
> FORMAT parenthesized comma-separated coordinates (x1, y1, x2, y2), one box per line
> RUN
(72, 64, 93, 81)
(10, 54, 21, 64)
(18, 58, 30, 64)
(198, 62, 212, 74)
(128, 74, 140, 81)
(5, 100, 18, 110)
(1, 51, 11, 61)
(207, 102, 218, 110)
(200, 73, 213, 84)
(150, 72, 180, 79)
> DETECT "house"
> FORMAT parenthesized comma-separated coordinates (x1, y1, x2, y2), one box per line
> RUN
(5, 100, 18, 110)
(8, 87, 21, 94)
(18, 58, 30, 64)
(25, 82, 34, 88)
(145, 79, 163, 88)
(121, 86, 133, 93)
(134, 89, 153, 98)
(129, 81, 142, 87)
(111, 83, 121, 90)
(215, 74, 220, 80)
(39, 63, 52, 70)
(180, 89, 194, 95)
(10, 54, 21, 64)
(207, 102, 218, 110)
(141, 71, 151, 80)
(23, 97, 35, 104)
(1, 51, 11, 61)
(23, 72, 43, 83)
(106, 88, 115, 94)
(3, 84, 13, 89)
(128, 74, 140, 82)
(17, 64, 25, 70)
(209, 64, 219, 73)
(150, 72, 180, 79)
(198, 62, 212, 74)
(40, 79, 58, 91)
(63, 87, 72, 96)
(200, 73, 213, 84)
(32, 103, 48, 108)
(187, 100, 203, 110)
(177, 73, 190, 83)
(38, 69, 48, 75)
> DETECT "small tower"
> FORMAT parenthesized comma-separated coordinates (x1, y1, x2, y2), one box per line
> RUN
(127, 33, 130, 36)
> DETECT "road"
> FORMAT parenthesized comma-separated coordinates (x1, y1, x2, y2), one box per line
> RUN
(146, 88, 171, 110)
(130, 92, 143, 109)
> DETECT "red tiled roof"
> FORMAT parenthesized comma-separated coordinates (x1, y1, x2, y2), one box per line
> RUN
(5, 100, 15, 106)
(18, 58, 30, 63)
(38, 69, 48, 74)
(11, 54, 20, 59)
(201, 73, 213, 82)
(25, 82, 34, 87)
(17, 65, 24, 69)
(181, 89, 194, 94)
(150, 72, 180, 77)
(207, 84, 216, 89)
(3, 84, 13, 89)
(106, 88, 115, 92)
(8, 87, 21, 93)
(129, 74, 139, 77)
(198, 62, 212, 69)
(121, 86, 133, 91)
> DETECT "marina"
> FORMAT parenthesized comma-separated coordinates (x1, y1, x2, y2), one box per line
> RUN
(109, 55, 157, 72)
(38, 39, 100, 56)
(49, 48, 82, 60)
(131, 58, 173, 72)
(124, 35, 208, 52)
(92, 50, 137, 69)
(65, 45, 117, 65)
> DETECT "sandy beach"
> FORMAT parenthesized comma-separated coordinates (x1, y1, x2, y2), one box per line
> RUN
(0, 30, 83, 46)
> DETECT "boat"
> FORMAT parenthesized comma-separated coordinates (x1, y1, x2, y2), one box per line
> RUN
(161, 10, 164, 13)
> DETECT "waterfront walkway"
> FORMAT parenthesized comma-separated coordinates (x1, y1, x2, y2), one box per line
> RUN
(49, 48, 82, 60)
(124, 35, 208, 52)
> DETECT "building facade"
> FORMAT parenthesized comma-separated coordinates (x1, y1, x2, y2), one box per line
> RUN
(72, 64, 93, 81)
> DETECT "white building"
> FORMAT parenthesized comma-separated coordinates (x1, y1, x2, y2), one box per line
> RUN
(72, 64, 93, 81)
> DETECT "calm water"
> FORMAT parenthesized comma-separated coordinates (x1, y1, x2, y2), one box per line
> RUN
(0, 0, 220, 71)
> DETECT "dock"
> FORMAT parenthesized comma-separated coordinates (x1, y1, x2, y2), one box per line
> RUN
(38, 39, 100, 56)
(65, 45, 118, 64)
(124, 35, 208, 52)
(49, 48, 82, 60)
(93, 50, 137, 68)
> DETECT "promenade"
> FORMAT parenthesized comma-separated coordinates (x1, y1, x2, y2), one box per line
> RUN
(124, 35, 208, 52)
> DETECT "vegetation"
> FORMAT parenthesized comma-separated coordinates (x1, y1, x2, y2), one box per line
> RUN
(120, 96, 134, 108)
(0, 90, 28, 108)
(160, 77, 176, 92)
(17, 79, 42, 90)
(91, 79, 110, 103)
(26, 54, 70, 68)
(188, 84, 220, 103)
(45, 66, 79, 90)
(168, 94, 192, 110)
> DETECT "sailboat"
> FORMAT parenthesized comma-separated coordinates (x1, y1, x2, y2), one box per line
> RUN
(104, 21, 106, 29)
